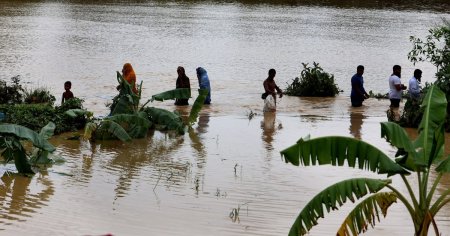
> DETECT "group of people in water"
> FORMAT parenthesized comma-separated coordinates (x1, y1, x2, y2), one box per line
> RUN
(61, 63, 422, 111)
(350, 64, 422, 108)
(123, 63, 212, 106)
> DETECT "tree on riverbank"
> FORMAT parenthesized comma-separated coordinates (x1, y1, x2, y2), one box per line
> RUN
(282, 85, 450, 235)
(395, 21, 450, 132)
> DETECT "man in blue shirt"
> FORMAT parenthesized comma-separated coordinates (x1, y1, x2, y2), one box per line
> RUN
(408, 69, 422, 100)
(350, 65, 369, 107)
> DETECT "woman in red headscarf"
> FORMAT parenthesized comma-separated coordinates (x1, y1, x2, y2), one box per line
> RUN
(122, 63, 138, 94)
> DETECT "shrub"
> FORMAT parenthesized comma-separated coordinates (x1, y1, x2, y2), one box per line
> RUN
(0, 102, 87, 134)
(402, 21, 450, 131)
(284, 62, 339, 97)
(0, 75, 24, 104)
(24, 87, 56, 105)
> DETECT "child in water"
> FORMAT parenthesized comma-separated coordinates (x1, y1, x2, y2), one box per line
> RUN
(61, 81, 74, 105)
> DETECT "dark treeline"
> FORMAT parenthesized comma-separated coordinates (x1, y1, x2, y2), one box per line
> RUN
(2, 0, 450, 12)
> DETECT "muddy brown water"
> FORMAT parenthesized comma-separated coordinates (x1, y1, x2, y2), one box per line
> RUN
(1, 1, 450, 235)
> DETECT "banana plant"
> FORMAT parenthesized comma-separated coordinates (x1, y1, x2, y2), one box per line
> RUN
(280, 85, 449, 236)
(84, 72, 208, 141)
(0, 123, 56, 174)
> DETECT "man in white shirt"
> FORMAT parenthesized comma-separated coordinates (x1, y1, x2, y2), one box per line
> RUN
(388, 65, 407, 108)
(408, 69, 422, 100)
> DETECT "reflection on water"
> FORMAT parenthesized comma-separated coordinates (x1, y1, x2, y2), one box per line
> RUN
(349, 106, 367, 139)
(0, 108, 449, 235)
(0, 173, 53, 228)
(261, 111, 282, 151)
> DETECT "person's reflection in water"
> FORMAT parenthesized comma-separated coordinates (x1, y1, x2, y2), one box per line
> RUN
(196, 113, 210, 134)
(349, 108, 366, 140)
(261, 111, 281, 151)
(0, 172, 54, 223)
(189, 112, 210, 169)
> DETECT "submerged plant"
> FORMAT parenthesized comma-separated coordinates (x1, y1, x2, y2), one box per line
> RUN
(84, 72, 208, 141)
(281, 85, 449, 235)
(0, 122, 56, 174)
(284, 62, 339, 97)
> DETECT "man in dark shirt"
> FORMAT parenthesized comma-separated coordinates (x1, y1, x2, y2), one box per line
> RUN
(263, 69, 283, 105)
(350, 65, 369, 107)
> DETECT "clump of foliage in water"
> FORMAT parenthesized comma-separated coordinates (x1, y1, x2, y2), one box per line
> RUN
(0, 122, 62, 175)
(0, 98, 87, 134)
(393, 21, 450, 131)
(84, 72, 207, 142)
(24, 87, 56, 105)
(0, 76, 88, 134)
(0, 75, 24, 104)
(284, 62, 339, 97)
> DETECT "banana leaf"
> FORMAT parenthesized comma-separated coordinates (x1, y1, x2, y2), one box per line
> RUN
(414, 85, 447, 167)
(289, 178, 391, 236)
(106, 112, 151, 138)
(280, 136, 408, 176)
(65, 109, 89, 118)
(0, 123, 55, 152)
(110, 72, 140, 115)
(96, 120, 132, 141)
(188, 89, 209, 125)
(1, 139, 34, 174)
(29, 122, 57, 165)
(29, 149, 52, 165)
(337, 192, 397, 236)
(381, 122, 418, 171)
(436, 155, 450, 173)
(39, 122, 55, 140)
(84, 122, 97, 140)
(142, 107, 185, 134)
(111, 94, 135, 115)
(150, 88, 191, 102)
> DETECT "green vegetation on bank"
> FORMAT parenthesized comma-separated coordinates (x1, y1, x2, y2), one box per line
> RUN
(284, 62, 340, 97)
(393, 21, 450, 132)
(282, 85, 449, 236)
(1, 71, 207, 174)
(0, 76, 87, 134)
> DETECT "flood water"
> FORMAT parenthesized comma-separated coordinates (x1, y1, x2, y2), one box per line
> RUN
(1, 0, 450, 235)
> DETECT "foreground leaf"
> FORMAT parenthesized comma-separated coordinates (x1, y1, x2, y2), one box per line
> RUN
(414, 85, 447, 167)
(381, 122, 415, 152)
(337, 192, 397, 236)
(0, 124, 55, 152)
(39, 122, 56, 140)
(289, 178, 391, 236)
(436, 155, 450, 173)
(280, 136, 408, 176)
(1, 139, 34, 174)
(188, 89, 209, 125)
